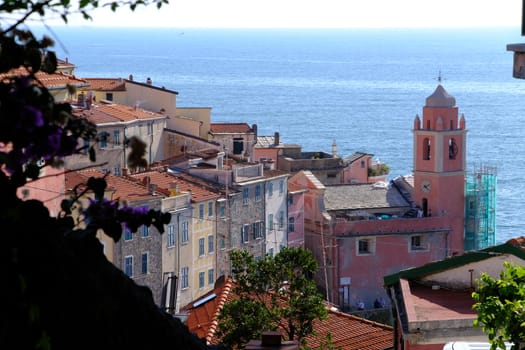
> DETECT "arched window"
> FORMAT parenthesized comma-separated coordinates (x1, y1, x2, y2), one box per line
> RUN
(422, 198, 429, 217)
(449, 138, 458, 160)
(423, 138, 431, 160)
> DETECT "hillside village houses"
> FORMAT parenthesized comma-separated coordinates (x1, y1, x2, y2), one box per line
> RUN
(8, 58, 508, 348)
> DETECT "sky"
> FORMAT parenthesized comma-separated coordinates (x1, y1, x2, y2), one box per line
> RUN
(38, 0, 522, 29)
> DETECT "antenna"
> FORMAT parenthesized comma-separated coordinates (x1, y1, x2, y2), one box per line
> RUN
(435, 70, 445, 84)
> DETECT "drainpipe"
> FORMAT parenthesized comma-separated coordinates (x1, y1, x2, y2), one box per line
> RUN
(123, 126, 127, 169)
(149, 123, 154, 165)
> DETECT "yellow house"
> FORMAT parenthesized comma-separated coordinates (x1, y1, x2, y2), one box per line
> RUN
(128, 169, 221, 309)
(80, 76, 178, 116)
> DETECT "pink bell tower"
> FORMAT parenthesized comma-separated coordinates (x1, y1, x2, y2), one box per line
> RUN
(413, 84, 466, 255)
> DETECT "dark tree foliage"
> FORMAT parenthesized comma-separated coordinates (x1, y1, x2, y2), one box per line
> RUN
(217, 248, 328, 349)
(0, 1, 217, 349)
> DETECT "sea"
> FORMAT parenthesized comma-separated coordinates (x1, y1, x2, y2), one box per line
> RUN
(34, 25, 525, 243)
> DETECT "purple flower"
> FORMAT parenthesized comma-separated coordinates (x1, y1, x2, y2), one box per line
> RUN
(20, 105, 44, 129)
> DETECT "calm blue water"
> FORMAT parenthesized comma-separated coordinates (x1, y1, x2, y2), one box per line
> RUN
(37, 26, 525, 243)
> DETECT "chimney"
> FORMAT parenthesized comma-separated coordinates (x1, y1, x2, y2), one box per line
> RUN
(122, 168, 128, 176)
(245, 332, 299, 350)
(332, 139, 337, 157)
(274, 132, 280, 146)
(128, 74, 134, 81)
(146, 77, 152, 85)
(169, 182, 179, 196)
(148, 183, 158, 195)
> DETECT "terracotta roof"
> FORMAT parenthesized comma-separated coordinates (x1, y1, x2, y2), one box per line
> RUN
(83, 78, 126, 91)
(128, 170, 221, 203)
(0, 67, 89, 90)
(73, 102, 167, 124)
(182, 278, 393, 349)
(308, 309, 393, 350)
(507, 236, 525, 248)
(65, 169, 160, 202)
(406, 282, 476, 322)
(57, 58, 75, 68)
(210, 123, 254, 133)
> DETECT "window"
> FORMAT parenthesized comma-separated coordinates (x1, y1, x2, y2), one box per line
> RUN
(113, 167, 121, 176)
(268, 248, 274, 257)
(141, 225, 149, 237)
(199, 204, 204, 220)
(208, 268, 214, 285)
(141, 253, 148, 274)
(220, 237, 225, 250)
(181, 267, 189, 289)
(268, 182, 273, 197)
(114, 130, 120, 146)
(241, 224, 249, 243)
(360, 160, 366, 168)
(279, 180, 284, 195)
(167, 224, 175, 247)
(181, 221, 189, 243)
(124, 256, 133, 277)
(423, 138, 431, 160)
(253, 221, 264, 239)
(288, 217, 295, 232)
(83, 139, 90, 154)
(233, 138, 244, 155)
(208, 235, 214, 253)
(255, 184, 261, 201)
(357, 238, 375, 256)
(449, 138, 458, 160)
(105, 92, 113, 101)
(99, 131, 108, 148)
(410, 235, 428, 251)
(219, 202, 226, 217)
(268, 214, 274, 231)
(168, 134, 175, 144)
(199, 271, 205, 288)
(243, 187, 249, 204)
(279, 211, 284, 229)
(124, 227, 132, 241)
(288, 195, 294, 206)
(208, 201, 213, 217)
(199, 237, 205, 256)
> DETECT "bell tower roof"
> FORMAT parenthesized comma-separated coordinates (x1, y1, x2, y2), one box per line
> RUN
(425, 84, 456, 108)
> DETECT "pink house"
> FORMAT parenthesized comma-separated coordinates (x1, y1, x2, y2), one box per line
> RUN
(18, 166, 66, 217)
(254, 132, 284, 170)
(342, 152, 389, 184)
(297, 84, 467, 310)
(384, 240, 525, 350)
(286, 178, 307, 248)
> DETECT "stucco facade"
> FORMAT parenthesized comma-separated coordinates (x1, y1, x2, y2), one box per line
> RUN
(66, 102, 168, 175)
(298, 85, 468, 310)
(287, 177, 307, 248)
(384, 242, 525, 350)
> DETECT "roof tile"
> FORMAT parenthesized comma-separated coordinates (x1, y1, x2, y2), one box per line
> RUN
(210, 123, 254, 133)
(182, 278, 393, 349)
